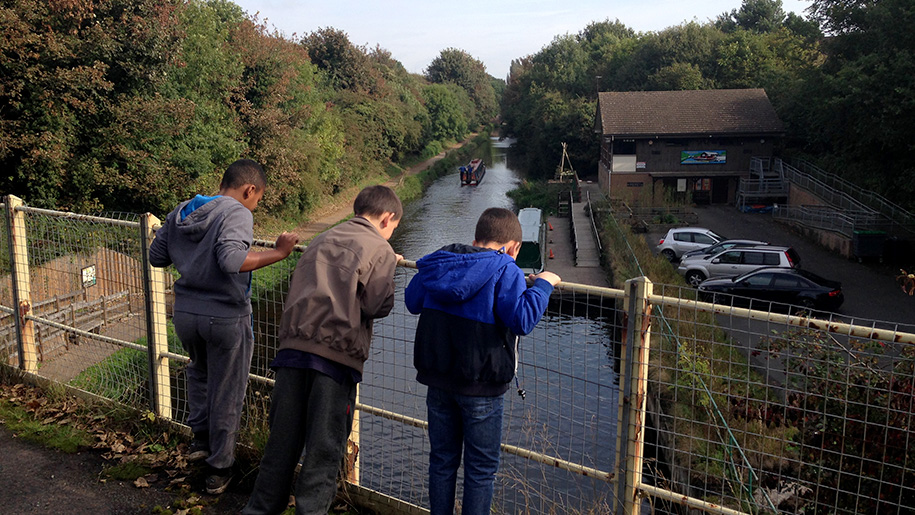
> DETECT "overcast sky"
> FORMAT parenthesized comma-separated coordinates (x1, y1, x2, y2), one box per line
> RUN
(231, 0, 814, 80)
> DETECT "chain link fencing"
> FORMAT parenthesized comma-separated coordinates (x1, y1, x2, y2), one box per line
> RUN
(2, 196, 913, 514)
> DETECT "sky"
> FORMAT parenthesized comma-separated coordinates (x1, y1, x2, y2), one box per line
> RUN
(231, 0, 814, 80)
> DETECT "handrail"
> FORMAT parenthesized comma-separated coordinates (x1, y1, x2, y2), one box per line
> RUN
(568, 191, 579, 264)
(790, 158, 915, 228)
(586, 191, 602, 254)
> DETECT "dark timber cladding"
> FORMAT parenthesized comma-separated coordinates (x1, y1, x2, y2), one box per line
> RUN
(595, 89, 785, 205)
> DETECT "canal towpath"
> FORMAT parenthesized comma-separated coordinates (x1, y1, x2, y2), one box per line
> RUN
(289, 135, 477, 243)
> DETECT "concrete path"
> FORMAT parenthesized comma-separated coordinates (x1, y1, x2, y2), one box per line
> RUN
(544, 181, 609, 287)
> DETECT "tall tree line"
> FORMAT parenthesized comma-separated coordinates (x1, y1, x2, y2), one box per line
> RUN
(0, 0, 500, 219)
(501, 0, 915, 210)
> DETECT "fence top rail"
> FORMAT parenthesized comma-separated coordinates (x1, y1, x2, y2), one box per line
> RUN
(14, 205, 142, 228)
(651, 290, 915, 345)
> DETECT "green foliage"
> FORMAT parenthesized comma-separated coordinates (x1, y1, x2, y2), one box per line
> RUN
(104, 461, 153, 481)
(0, 0, 483, 222)
(422, 83, 469, 142)
(754, 328, 915, 512)
(506, 180, 571, 216)
(425, 48, 498, 124)
(716, 0, 788, 33)
(0, 398, 94, 453)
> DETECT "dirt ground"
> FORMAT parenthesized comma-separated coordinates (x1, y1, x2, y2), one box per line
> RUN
(0, 424, 249, 514)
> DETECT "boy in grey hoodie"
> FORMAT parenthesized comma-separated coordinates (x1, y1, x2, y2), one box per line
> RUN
(149, 159, 298, 494)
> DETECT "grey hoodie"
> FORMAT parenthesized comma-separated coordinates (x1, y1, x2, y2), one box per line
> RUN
(149, 195, 253, 317)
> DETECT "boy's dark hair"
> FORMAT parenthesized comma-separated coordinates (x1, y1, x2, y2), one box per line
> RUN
(221, 159, 267, 191)
(354, 185, 403, 220)
(475, 207, 522, 245)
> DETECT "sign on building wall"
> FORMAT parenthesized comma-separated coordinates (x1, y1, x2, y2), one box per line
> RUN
(681, 150, 726, 164)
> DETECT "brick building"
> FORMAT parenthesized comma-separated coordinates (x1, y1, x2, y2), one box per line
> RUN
(595, 89, 784, 205)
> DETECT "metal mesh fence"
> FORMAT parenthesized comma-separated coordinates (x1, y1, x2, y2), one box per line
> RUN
(2, 197, 914, 515)
(357, 269, 624, 514)
(642, 283, 915, 514)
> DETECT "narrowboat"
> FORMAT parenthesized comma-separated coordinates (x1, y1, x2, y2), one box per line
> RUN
(460, 158, 485, 186)
(516, 208, 546, 274)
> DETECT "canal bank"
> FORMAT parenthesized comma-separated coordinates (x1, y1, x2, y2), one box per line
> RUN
(288, 133, 480, 243)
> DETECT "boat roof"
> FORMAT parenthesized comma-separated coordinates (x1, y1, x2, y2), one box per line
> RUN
(518, 208, 542, 243)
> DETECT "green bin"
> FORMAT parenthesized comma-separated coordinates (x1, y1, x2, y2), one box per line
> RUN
(852, 230, 886, 262)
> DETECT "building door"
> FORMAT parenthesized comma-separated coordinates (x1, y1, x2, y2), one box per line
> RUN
(712, 177, 729, 204)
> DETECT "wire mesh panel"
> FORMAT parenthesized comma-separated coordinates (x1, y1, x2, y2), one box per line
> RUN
(15, 208, 154, 409)
(357, 268, 623, 514)
(5, 198, 914, 515)
(643, 282, 915, 515)
(0, 203, 13, 363)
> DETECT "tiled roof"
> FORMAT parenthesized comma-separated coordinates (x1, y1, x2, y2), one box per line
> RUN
(597, 89, 784, 136)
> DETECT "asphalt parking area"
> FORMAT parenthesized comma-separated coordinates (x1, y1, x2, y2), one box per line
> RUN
(647, 204, 915, 332)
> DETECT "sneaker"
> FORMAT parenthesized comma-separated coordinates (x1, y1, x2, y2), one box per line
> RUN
(205, 468, 233, 495)
(187, 439, 210, 462)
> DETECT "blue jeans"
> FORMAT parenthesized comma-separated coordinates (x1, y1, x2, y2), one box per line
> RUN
(426, 386, 504, 515)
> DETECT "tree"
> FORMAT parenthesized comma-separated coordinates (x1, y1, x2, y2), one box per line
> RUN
(716, 0, 787, 33)
(0, 0, 187, 213)
(425, 48, 497, 124)
(422, 83, 469, 142)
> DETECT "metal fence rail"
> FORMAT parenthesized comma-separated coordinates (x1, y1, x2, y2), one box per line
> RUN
(789, 158, 915, 230)
(2, 196, 914, 515)
(773, 204, 889, 238)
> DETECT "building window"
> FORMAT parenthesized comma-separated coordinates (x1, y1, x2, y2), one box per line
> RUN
(612, 139, 636, 154)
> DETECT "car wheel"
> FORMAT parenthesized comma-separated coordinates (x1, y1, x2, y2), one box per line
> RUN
(661, 249, 676, 262)
(794, 298, 817, 315)
(685, 271, 706, 287)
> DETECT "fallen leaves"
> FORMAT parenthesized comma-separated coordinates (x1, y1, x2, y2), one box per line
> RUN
(1, 382, 194, 490)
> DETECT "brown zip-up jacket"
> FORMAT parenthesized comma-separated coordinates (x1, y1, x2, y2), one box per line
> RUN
(277, 216, 397, 374)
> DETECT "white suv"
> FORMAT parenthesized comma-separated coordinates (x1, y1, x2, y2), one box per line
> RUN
(657, 227, 725, 262)
(678, 245, 802, 286)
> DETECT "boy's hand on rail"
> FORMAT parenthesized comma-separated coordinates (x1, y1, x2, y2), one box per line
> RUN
(530, 271, 561, 286)
(275, 232, 299, 257)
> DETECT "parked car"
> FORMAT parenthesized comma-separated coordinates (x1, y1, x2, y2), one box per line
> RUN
(657, 227, 726, 262)
(697, 267, 844, 313)
(681, 239, 769, 260)
(678, 245, 801, 286)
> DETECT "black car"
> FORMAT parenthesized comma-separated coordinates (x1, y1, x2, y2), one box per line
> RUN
(697, 267, 844, 313)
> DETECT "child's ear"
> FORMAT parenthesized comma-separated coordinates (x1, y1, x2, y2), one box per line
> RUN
(379, 212, 393, 228)
(507, 241, 522, 258)
(243, 184, 257, 199)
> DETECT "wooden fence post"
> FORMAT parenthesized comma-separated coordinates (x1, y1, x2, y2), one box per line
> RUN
(141, 213, 171, 418)
(5, 195, 37, 372)
(615, 276, 652, 515)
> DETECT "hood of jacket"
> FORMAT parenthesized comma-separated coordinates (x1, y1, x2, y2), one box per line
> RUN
(414, 243, 516, 303)
(174, 195, 238, 243)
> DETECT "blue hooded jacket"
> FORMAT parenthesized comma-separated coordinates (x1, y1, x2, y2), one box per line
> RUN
(405, 243, 554, 396)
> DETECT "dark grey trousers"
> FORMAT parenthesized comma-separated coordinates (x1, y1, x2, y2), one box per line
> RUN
(243, 367, 356, 515)
(172, 311, 254, 470)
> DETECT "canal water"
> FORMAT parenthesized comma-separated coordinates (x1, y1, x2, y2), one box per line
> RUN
(357, 137, 621, 512)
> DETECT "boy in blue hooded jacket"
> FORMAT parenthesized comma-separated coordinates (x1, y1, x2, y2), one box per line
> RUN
(404, 207, 560, 514)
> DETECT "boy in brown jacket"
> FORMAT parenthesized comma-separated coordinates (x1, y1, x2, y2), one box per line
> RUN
(244, 185, 403, 515)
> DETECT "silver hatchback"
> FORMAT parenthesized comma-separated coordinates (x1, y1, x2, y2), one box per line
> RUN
(657, 227, 725, 262)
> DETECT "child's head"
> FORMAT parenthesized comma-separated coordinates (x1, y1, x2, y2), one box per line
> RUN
(473, 208, 522, 258)
(220, 159, 268, 211)
(354, 185, 403, 240)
